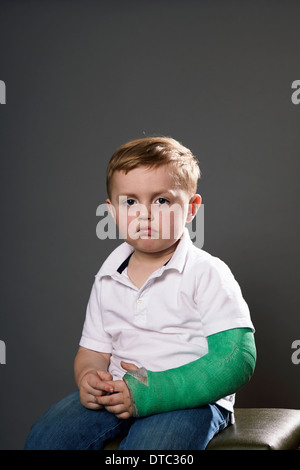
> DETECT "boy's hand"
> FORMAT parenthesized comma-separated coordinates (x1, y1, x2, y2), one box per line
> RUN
(96, 379, 133, 419)
(96, 361, 139, 419)
(79, 370, 114, 410)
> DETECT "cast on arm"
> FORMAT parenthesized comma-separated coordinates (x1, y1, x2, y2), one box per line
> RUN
(123, 327, 256, 418)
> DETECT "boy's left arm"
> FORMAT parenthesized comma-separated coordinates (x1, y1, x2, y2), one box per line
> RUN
(122, 327, 256, 418)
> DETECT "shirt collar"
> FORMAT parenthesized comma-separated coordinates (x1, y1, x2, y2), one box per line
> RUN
(95, 227, 192, 279)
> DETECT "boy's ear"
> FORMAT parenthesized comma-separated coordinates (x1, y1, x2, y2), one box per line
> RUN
(186, 194, 201, 223)
(106, 198, 116, 220)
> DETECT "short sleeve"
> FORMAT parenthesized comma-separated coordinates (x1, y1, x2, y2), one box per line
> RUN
(196, 257, 254, 337)
(79, 279, 112, 353)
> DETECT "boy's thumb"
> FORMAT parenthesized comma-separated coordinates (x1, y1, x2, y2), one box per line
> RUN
(97, 370, 113, 381)
(121, 361, 139, 371)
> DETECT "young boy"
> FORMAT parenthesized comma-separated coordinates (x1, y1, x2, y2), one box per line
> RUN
(24, 136, 256, 450)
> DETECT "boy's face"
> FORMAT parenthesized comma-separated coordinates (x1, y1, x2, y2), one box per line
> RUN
(106, 165, 201, 255)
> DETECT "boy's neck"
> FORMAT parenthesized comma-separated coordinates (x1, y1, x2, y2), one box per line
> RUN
(131, 240, 180, 266)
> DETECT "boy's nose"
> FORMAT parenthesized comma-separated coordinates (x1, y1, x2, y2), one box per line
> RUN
(136, 203, 152, 220)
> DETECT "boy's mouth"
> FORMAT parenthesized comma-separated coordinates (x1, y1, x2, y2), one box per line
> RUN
(137, 225, 158, 237)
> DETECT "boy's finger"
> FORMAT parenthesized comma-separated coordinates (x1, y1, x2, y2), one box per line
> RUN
(96, 370, 113, 381)
(86, 375, 114, 393)
(97, 391, 122, 406)
(106, 380, 127, 393)
(121, 361, 139, 371)
(88, 384, 113, 396)
(102, 382, 114, 393)
(105, 404, 127, 416)
(92, 380, 113, 394)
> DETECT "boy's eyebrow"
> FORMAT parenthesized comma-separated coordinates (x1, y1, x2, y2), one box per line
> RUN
(116, 189, 177, 199)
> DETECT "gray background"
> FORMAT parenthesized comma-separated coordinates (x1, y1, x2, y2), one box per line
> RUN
(0, 0, 299, 450)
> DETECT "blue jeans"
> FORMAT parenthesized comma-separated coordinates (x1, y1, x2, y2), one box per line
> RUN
(24, 391, 230, 450)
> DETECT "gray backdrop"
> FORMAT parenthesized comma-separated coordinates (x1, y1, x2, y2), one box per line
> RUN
(0, 0, 299, 450)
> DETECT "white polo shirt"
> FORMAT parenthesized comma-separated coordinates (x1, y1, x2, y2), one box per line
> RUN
(79, 228, 254, 413)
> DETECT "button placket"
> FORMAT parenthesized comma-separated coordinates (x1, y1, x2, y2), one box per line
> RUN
(134, 286, 148, 325)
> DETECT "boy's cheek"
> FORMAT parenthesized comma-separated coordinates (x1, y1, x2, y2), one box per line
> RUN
(158, 213, 186, 239)
(113, 210, 131, 239)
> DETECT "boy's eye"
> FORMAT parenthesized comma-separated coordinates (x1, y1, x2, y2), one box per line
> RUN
(155, 197, 169, 205)
(125, 199, 136, 206)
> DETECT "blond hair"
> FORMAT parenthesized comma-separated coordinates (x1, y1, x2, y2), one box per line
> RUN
(106, 136, 201, 199)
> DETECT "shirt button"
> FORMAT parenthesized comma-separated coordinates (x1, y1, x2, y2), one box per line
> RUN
(136, 298, 143, 304)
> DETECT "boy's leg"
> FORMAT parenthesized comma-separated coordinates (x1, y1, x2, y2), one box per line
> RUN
(24, 391, 132, 450)
(119, 404, 230, 450)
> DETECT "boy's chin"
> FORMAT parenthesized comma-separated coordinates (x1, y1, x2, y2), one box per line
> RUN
(125, 235, 180, 253)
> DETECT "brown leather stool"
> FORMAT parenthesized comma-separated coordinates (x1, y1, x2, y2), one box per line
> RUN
(103, 408, 300, 450)
(206, 408, 300, 450)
